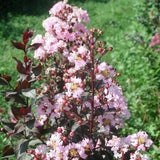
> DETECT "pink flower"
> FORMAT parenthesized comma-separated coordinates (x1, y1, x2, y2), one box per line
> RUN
(53, 93, 70, 114)
(80, 138, 94, 152)
(35, 144, 47, 155)
(67, 45, 90, 71)
(42, 16, 60, 34)
(129, 131, 153, 151)
(53, 21, 75, 41)
(46, 132, 63, 149)
(106, 136, 124, 159)
(31, 34, 44, 45)
(65, 142, 87, 159)
(49, 1, 67, 15)
(71, 7, 89, 23)
(150, 33, 160, 47)
(103, 78, 130, 119)
(74, 23, 90, 35)
(65, 77, 84, 98)
(43, 33, 58, 54)
(130, 151, 150, 160)
(97, 114, 115, 132)
(35, 114, 47, 126)
(36, 97, 54, 116)
(34, 46, 45, 59)
(96, 62, 115, 81)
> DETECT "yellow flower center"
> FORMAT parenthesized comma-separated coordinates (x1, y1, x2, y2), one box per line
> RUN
(85, 145, 90, 152)
(71, 83, 78, 90)
(52, 141, 56, 148)
(75, 55, 82, 60)
(69, 148, 78, 157)
(102, 70, 109, 77)
(138, 137, 146, 145)
(57, 152, 63, 158)
(103, 118, 111, 126)
(136, 155, 142, 160)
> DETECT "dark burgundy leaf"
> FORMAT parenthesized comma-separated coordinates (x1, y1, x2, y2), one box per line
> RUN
(32, 63, 42, 76)
(24, 55, 29, 63)
(27, 43, 42, 51)
(11, 41, 25, 50)
(23, 28, 34, 45)
(25, 60, 33, 75)
(2, 145, 14, 158)
(20, 106, 31, 115)
(15, 80, 30, 91)
(2, 91, 26, 105)
(2, 74, 12, 82)
(0, 77, 8, 85)
(13, 57, 26, 74)
(7, 132, 14, 139)
(11, 106, 23, 120)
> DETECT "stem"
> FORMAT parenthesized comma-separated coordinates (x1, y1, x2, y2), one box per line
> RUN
(89, 51, 95, 139)
(23, 116, 27, 139)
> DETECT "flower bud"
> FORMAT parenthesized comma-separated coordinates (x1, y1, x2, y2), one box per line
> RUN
(63, 136, 68, 142)
(94, 68, 99, 73)
(63, 86, 66, 90)
(90, 45, 95, 50)
(41, 155, 46, 159)
(78, 120, 82, 125)
(70, 131, 75, 136)
(70, 113, 74, 117)
(57, 127, 63, 133)
(109, 47, 113, 51)
(97, 47, 102, 53)
(28, 149, 35, 154)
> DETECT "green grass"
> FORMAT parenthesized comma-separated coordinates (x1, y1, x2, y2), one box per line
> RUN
(0, 0, 160, 159)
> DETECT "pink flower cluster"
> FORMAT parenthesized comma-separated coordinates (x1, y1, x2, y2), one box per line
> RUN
(31, 1, 89, 60)
(107, 131, 153, 160)
(28, 1, 153, 159)
(29, 131, 94, 160)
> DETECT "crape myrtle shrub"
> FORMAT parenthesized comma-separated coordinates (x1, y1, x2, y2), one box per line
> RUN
(0, 1, 152, 160)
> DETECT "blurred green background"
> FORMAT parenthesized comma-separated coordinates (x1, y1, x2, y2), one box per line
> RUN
(0, 0, 160, 159)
